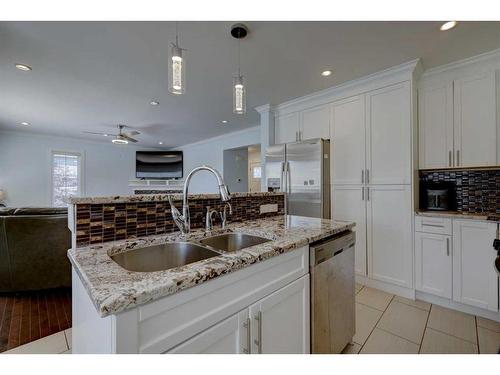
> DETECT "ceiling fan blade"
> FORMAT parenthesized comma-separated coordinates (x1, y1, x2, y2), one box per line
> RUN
(121, 134, 138, 143)
(124, 130, 140, 136)
(83, 131, 116, 136)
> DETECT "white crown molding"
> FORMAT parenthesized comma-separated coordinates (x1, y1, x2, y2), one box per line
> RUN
(254, 103, 274, 114)
(422, 47, 500, 78)
(274, 58, 420, 115)
(173, 125, 260, 150)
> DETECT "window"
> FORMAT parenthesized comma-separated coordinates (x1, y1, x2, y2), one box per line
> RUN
(51, 151, 82, 207)
(252, 166, 262, 179)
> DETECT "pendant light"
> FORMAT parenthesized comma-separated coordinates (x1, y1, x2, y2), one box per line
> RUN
(231, 23, 248, 114)
(169, 22, 186, 95)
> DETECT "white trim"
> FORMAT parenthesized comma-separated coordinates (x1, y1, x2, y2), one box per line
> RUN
(49, 149, 85, 206)
(422, 47, 500, 78)
(173, 125, 260, 150)
(274, 59, 420, 116)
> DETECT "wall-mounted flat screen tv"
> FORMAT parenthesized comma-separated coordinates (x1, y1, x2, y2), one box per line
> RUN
(136, 151, 183, 179)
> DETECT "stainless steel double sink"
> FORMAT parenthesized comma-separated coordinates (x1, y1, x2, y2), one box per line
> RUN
(111, 233, 271, 273)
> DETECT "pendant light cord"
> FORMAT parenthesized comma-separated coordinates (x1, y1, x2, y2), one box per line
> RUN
(175, 21, 179, 46)
(237, 34, 241, 77)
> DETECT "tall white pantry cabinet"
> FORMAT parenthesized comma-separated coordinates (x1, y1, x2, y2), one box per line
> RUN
(269, 60, 420, 295)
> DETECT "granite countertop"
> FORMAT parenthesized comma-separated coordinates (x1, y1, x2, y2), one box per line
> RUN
(66, 191, 284, 205)
(68, 215, 355, 317)
(416, 210, 499, 222)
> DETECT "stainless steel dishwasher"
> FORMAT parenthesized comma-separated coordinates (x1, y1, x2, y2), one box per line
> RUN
(310, 230, 355, 354)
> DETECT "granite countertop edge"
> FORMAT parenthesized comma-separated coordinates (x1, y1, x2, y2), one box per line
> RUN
(68, 215, 355, 317)
(415, 210, 499, 222)
(66, 191, 285, 205)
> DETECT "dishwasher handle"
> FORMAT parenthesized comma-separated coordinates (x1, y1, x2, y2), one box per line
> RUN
(310, 231, 355, 266)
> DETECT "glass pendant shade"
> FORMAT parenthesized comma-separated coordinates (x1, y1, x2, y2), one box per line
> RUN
(169, 44, 185, 95)
(233, 75, 246, 114)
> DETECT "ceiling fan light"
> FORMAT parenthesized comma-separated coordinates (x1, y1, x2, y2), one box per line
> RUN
(112, 138, 129, 145)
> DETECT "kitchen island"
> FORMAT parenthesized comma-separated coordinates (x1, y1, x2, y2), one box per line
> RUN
(69, 213, 354, 354)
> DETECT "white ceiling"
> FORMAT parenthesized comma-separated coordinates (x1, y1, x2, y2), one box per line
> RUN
(1, 21, 500, 148)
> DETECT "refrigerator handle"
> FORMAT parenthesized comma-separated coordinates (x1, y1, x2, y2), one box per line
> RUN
(280, 162, 285, 191)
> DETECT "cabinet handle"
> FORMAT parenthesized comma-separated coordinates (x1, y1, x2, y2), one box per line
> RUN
(254, 311, 263, 354)
(362, 187, 365, 201)
(456, 150, 460, 166)
(243, 318, 251, 354)
(446, 238, 450, 256)
(448, 151, 452, 167)
(366, 187, 370, 201)
(422, 223, 444, 228)
(366, 169, 370, 184)
(361, 170, 364, 184)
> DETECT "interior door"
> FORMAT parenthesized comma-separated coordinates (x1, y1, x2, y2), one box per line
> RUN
(418, 82, 454, 169)
(366, 82, 411, 185)
(286, 140, 324, 218)
(453, 72, 497, 167)
(331, 95, 366, 185)
(415, 232, 452, 298)
(331, 185, 367, 276)
(167, 309, 250, 354)
(249, 275, 310, 354)
(264, 144, 285, 192)
(452, 220, 498, 311)
(367, 185, 412, 288)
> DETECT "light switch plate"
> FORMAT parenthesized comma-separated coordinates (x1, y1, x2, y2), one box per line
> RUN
(260, 203, 278, 214)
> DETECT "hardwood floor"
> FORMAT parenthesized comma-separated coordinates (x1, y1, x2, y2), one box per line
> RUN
(0, 288, 71, 353)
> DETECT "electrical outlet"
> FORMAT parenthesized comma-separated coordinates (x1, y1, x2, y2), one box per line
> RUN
(260, 203, 278, 214)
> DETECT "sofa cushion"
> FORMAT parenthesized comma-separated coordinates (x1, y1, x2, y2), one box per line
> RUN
(0, 208, 16, 216)
(13, 207, 68, 216)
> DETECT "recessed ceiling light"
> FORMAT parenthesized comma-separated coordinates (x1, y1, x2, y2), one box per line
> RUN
(221, 120, 228, 124)
(158, 141, 163, 145)
(20, 121, 30, 126)
(112, 139, 128, 145)
(103, 134, 109, 137)
(150, 100, 160, 106)
(15, 64, 32, 71)
(440, 21, 458, 31)
(321, 70, 333, 77)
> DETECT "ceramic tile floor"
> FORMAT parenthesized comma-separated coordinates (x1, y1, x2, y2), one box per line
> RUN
(2, 284, 499, 354)
(342, 284, 500, 354)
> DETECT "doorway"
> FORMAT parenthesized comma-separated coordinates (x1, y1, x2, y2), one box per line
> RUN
(223, 144, 261, 193)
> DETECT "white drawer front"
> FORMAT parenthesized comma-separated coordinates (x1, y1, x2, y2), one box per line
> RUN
(415, 215, 452, 235)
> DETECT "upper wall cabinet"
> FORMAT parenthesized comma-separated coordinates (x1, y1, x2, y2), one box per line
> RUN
(453, 72, 497, 167)
(275, 112, 300, 144)
(419, 70, 497, 169)
(418, 82, 454, 168)
(275, 104, 330, 144)
(300, 105, 330, 141)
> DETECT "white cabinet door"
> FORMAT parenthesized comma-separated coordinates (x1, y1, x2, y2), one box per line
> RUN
(331, 185, 367, 276)
(249, 275, 310, 354)
(415, 232, 452, 298)
(453, 72, 497, 167)
(366, 82, 411, 184)
(452, 220, 498, 312)
(367, 185, 412, 288)
(275, 112, 300, 144)
(331, 95, 366, 185)
(301, 104, 330, 140)
(418, 82, 454, 169)
(167, 309, 250, 354)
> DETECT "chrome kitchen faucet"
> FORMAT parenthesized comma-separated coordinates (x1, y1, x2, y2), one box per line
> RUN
(168, 165, 231, 235)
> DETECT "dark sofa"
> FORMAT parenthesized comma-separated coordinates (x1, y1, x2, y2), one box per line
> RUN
(0, 207, 72, 292)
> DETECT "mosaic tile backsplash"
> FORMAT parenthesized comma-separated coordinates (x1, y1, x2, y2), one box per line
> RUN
(419, 168, 500, 214)
(75, 194, 285, 247)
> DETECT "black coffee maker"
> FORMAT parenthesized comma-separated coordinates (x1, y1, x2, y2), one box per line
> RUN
(421, 182, 456, 211)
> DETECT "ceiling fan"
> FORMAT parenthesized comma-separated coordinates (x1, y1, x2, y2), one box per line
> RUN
(84, 124, 140, 144)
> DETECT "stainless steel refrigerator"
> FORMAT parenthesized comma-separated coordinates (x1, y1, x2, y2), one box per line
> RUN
(265, 138, 330, 219)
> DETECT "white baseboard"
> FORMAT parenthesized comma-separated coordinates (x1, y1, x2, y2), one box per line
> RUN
(355, 275, 415, 299)
(416, 291, 500, 322)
